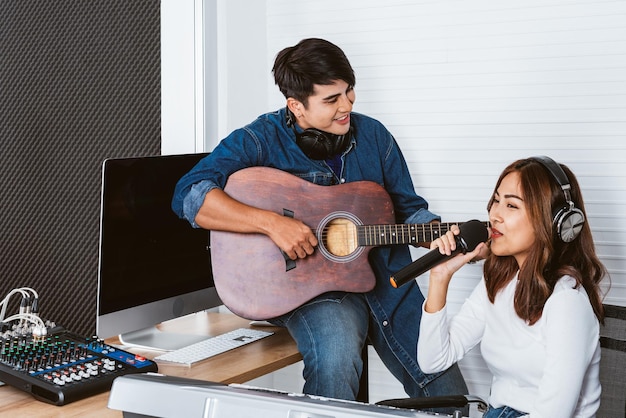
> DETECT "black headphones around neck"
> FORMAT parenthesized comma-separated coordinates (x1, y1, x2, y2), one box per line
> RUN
(286, 109, 352, 160)
(530, 155, 585, 243)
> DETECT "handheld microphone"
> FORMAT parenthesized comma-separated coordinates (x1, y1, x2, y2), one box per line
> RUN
(390, 220, 489, 288)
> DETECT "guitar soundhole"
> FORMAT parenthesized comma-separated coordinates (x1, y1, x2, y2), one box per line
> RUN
(317, 211, 364, 263)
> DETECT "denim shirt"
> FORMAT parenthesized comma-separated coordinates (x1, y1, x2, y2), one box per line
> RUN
(172, 108, 442, 386)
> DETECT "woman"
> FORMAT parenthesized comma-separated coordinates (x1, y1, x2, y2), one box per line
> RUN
(417, 156, 607, 417)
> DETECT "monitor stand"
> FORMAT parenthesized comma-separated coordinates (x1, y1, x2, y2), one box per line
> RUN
(118, 326, 209, 351)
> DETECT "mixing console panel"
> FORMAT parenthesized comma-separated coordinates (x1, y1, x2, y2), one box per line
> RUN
(0, 327, 158, 405)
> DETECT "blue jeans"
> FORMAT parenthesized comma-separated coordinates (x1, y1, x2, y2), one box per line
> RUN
(483, 405, 527, 418)
(271, 292, 369, 399)
(270, 291, 469, 416)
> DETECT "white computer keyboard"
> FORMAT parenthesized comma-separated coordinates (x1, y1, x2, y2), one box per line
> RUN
(154, 328, 274, 366)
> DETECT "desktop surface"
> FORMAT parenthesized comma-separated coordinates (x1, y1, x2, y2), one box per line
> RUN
(0, 312, 301, 418)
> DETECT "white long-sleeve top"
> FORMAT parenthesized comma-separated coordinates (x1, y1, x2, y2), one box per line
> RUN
(418, 275, 601, 417)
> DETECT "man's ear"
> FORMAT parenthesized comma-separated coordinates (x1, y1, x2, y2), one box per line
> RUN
(286, 98, 302, 117)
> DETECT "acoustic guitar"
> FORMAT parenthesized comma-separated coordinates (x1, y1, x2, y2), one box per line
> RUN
(211, 166, 480, 320)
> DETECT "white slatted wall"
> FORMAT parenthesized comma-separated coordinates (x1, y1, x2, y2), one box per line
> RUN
(218, 0, 626, 412)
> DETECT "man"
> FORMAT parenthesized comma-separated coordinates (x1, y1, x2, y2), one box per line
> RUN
(172, 38, 468, 407)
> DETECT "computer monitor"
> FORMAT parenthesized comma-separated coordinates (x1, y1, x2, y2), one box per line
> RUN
(96, 153, 222, 351)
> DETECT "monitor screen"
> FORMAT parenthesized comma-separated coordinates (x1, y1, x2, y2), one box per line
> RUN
(96, 153, 222, 351)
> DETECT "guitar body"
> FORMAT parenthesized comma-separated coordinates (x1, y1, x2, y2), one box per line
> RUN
(211, 167, 395, 320)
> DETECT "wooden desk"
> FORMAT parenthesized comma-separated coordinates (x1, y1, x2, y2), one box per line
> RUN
(0, 312, 301, 418)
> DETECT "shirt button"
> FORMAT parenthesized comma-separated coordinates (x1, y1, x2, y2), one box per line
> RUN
(382, 320, 389, 327)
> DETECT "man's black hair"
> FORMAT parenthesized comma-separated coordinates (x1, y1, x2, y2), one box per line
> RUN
(272, 38, 356, 106)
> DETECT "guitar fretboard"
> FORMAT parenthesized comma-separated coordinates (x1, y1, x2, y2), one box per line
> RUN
(357, 221, 489, 247)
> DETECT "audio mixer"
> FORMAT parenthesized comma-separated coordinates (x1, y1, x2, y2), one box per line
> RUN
(0, 326, 158, 405)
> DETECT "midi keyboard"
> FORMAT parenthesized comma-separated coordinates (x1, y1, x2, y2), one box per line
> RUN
(0, 327, 158, 405)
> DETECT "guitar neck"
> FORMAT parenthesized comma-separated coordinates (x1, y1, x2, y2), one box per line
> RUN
(357, 221, 489, 247)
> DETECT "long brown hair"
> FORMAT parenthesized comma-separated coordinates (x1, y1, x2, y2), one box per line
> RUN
(484, 158, 607, 325)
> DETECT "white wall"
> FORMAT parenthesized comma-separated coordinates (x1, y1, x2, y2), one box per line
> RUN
(161, 0, 199, 155)
(213, 0, 268, 142)
(161, 0, 268, 154)
(163, 0, 626, 413)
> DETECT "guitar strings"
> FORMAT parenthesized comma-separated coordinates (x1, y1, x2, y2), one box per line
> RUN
(315, 221, 489, 243)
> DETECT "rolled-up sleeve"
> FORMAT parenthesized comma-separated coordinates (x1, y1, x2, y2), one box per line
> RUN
(181, 180, 219, 228)
(405, 208, 441, 226)
(171, 124, 264, 226)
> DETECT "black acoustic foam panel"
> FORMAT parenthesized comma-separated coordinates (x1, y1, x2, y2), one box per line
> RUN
(1, 0, 161, 336)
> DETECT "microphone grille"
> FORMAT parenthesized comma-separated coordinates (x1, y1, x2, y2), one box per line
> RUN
(459, 220, 489, 252)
